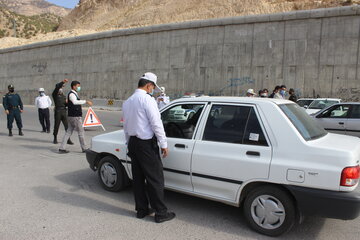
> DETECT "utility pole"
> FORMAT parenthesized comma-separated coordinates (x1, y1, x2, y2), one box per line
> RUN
(12, 19, 16, 38)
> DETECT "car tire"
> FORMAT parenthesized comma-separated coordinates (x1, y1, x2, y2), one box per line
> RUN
(98, 156, 128, 192)
(243, 185, 296, 236)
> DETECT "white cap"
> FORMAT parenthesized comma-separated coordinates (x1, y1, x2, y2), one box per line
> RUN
(160, 86, 165, 93)
(39, 88, 45, 92)
(247, 89, 256, 95)
(140, 72, 160, 90)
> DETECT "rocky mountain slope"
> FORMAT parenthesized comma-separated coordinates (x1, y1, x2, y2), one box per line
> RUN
(0, 0, 70, 16)
(1, 0, 360, 49)
(58, 0, 360, 31)
(0, 7, 61, 38)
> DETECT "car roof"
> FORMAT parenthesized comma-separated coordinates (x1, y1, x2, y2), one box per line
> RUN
(331, 102, 360, 105)
(171, 96, 291, 105)
(311, 98, 341, 101)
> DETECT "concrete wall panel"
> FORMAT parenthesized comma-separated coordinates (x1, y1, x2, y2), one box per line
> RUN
(1, 6, 360, 102)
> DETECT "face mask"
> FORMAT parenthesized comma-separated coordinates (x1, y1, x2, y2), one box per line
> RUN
(40, 92, 45, 96)
(149, 88, 154, 96)
(58, 88, 63, 95)
(280, 90, 285, 96)
(260, 93, 267, 97)
(76, 86, 81, 92)
(9, 88, 14, 93)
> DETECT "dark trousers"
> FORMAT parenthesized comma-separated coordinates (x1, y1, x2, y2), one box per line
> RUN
(128, 136, 168, 216)
(53, 109, 68, 136)
(38, 108, 50, 132)
(7, 108, 22, 129)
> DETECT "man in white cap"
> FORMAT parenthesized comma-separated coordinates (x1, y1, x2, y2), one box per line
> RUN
(246, 88, 256, 97)
(35, 88, 52, 133)
(122, 72, 175, 223)
(156, 86, 170, 109)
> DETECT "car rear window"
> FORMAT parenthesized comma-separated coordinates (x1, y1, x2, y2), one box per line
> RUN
(279, 104, 327, 141)
(308, 100, 338, 109)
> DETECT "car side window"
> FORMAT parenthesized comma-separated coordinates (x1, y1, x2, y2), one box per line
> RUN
(321, 105, 349, 118)
(243, 108, 268, 146)
(349, 105, 360, 119)
(161, 104, 204, 139)
(203, 105, 268, 146)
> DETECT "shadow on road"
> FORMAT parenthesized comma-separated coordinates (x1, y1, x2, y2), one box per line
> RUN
(34, 169, 327, 239)
(22, 128, 45, 133)
(20, 144, 57, 151)
(32, 186, 134, 217)
(20, 136, 54, 144)
(163, 190, 326, 239)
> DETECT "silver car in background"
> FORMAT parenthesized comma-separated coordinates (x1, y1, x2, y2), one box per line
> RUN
(312, 102, 360, 137)
(296, 98, 315, 109)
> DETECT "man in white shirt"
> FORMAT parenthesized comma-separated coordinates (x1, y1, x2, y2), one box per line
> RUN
(274, 85, 286, 99)
(246, 88, 256, 97)
(35, 88, 52, 133)
(59, 81, 92, 154)
(123, 72, 175, 223)
(156, 87, 170, 109)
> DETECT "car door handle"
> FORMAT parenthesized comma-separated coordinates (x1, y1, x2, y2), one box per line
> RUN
(175, 144, 186, 149)
(246, 151, 260, 156)
(338, 122, 344, 125)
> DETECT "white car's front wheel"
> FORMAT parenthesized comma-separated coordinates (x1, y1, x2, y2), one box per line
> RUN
(98, 156, 128, 192)
(243, 186, 296, 236)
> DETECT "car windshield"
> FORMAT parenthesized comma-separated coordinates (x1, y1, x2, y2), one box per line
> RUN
(308, 100, 338, 109)
(296, 99, 313, 107)
(279, 104, 327, 141)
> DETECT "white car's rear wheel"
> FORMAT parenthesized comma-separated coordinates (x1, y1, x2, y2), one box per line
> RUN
(243, 186, 296, 236)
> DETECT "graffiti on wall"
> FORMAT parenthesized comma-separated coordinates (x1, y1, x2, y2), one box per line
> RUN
(32, 62, 47, 73)
(294, 88, 303, 98)
(218, 77, 256, 95)
(337, 87, 360, 102)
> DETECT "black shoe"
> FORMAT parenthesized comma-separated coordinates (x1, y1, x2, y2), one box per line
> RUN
(19, 129, 24, 136)
(67, 139, 74, 145)
(155, 212, 176, 223)
(136, 209, 155, 219)
(8, 130, 13, 137)
(41, 130, 46, 133)
(59, 149, 69, 154)
(82, 149, 89, 153)
(53, 137, 58, 144)
(47, 130, 50, 133)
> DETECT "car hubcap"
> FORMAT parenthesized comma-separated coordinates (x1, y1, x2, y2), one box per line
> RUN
(250, 195, 285, 229)
(100, 163, 117, 187)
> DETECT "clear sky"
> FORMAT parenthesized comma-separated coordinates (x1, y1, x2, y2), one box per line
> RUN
(46, 0, 80, 9)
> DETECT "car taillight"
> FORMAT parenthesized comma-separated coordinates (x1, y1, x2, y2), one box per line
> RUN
(340, 165, 360, 187)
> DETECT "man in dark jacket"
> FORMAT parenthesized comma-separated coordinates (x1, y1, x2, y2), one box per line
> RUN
(288, 88, 298, 102)
(3, 84, 24, 136)
(52, 79, 73, 145)
(58, 80, 92, 153)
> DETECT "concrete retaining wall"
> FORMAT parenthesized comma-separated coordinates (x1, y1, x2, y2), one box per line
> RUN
(1, 6, 360, 104)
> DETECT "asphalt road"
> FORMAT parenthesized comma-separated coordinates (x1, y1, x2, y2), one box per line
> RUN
(0, 106, 359, 240)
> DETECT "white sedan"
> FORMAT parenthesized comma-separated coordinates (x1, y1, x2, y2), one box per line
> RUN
(312, 102, 360, 137)
(86, 97, 360, 236)
(305, 98, 341, 114)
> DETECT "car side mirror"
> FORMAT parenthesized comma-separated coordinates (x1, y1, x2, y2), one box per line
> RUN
(316, 114, 322, 118)
(304, 105, 308, 109)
